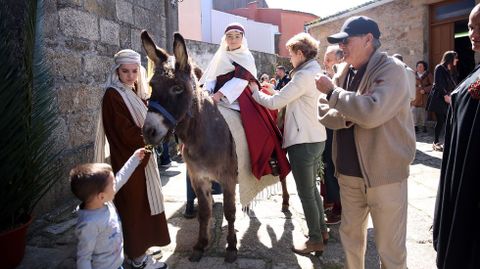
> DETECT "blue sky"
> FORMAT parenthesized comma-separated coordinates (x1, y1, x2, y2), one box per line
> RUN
(265, 0, 372, 17)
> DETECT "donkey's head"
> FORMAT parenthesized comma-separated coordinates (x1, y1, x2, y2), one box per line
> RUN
(141, 31, 194, 145)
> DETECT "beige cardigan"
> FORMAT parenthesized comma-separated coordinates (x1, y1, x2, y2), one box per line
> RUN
(318, 51, 416, 187)
(253, 59, 326, 148)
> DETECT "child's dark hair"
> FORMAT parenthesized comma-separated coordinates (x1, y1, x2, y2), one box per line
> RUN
(70, 163, 112, 202)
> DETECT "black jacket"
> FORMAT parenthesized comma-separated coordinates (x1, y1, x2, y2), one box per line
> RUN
(275, 75, 291, 91)
(426, 64, 457, 114)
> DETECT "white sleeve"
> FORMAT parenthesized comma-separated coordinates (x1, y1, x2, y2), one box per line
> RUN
(203, 79, 216, 93)
(218, 77, 248, 104)
(115, 154, 141, 190)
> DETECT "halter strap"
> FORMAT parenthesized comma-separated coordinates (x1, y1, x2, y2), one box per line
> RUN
(148, 100, 178, 126)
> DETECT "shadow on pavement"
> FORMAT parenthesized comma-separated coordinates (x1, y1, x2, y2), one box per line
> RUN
(412, 149, 442, 169)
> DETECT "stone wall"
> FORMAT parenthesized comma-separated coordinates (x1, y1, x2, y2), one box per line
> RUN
(36, 0, 174, 213)
(308, 0, 436, 69)
(185, 39, 279, 79)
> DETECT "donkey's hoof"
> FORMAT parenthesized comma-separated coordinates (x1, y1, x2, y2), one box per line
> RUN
(281, 204, 289, 212)
(189, 250, 203, 262)
(224, 249, 238, 263)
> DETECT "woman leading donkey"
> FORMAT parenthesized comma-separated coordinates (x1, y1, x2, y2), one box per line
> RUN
(94, 49, 170, 269)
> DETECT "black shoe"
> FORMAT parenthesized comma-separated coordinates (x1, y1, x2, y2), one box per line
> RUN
(183, 202, 196, 219)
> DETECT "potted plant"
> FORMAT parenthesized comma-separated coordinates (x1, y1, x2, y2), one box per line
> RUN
(0, 0, 62, 268)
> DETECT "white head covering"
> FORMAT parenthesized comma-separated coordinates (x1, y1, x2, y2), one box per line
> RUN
(199, 23, 257, 85)
(105, 49, 150, 100)
(94, 49, 165, 215)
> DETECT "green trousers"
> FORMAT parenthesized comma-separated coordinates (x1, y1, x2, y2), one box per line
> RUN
(287, 142, 327, 242)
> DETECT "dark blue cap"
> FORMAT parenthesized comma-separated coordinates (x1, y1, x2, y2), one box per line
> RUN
(327, 16, 381, 44)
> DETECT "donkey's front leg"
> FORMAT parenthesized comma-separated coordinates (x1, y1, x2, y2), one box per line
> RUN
(222, 177, 237, 263)
(189, 178, 212, 262)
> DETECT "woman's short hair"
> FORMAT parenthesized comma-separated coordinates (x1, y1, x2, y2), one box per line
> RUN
(416, 60, 428, 71)
(286, 33, 319, 60)
(70, 163, 112, 202)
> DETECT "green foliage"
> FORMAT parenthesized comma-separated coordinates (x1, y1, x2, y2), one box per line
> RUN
(0, 0, 62, 232)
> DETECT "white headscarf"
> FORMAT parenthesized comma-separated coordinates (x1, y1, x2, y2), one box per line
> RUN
(199, 23, 257, 85)
(105, 49, 150, 100)
(94, 49, 164, 215)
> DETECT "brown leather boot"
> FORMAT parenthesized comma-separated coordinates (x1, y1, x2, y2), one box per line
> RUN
(292, 239, 324, 255)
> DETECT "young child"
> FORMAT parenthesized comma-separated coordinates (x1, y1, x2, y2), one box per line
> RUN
(70, 148, 163, 269)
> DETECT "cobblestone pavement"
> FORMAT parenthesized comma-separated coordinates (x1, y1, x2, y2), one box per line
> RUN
(18, 129, 442, 269)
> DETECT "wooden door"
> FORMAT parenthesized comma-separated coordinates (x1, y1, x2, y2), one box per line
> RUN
(430, 22, 454, 68)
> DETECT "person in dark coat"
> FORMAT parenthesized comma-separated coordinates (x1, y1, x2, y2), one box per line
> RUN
(433, 4, 480, 269)
(274, 65, 291, 90)
(426, 51, 458, 151)
(411, 61, 433, 133)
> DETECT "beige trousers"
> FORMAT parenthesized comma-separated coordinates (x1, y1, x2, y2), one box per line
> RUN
(338, 174, 408, 269)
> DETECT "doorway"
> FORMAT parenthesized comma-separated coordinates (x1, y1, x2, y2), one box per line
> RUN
(454, 19, 475, 82)
(429, 0, 476, 76)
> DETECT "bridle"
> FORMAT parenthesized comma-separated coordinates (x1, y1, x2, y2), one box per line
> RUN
(148, 100, 178, 127)
(147, 74, 197, 134)
(147, 99, 194, 135)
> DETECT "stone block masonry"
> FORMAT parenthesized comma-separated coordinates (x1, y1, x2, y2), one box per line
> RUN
(185, 39, 279, 80)
(36, 0, 172, 214)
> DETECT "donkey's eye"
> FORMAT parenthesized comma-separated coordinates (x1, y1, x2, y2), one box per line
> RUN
(170, 85, 184, 94)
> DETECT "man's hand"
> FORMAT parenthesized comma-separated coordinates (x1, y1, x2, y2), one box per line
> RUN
(315, 73, 334, 94)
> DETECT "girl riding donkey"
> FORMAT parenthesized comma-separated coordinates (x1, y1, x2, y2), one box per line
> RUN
(199, 23, 291, 208)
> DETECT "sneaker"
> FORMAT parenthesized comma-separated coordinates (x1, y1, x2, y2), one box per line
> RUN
(146, 247, 163, 259)
(432, 143, 443, 152)
(159, 161, 180, 169)
(159, 162, 171, 169)
(131, 255, 168, 269)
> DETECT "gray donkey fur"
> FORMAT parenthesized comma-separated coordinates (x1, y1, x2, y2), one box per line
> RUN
(141, 31, 239, 263)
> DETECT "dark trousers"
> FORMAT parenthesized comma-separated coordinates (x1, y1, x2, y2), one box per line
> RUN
(159, 142, 171, 165)
(323, 128, 341, 205)
(434, 111, 446, 144)
(287, 142, 327, 241)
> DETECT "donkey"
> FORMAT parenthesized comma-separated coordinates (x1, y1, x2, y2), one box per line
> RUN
(141, 31, 239, 262)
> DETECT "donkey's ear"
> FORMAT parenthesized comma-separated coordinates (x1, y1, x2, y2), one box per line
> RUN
(141, 30, 168, 64)
(173, 32, 190, 73)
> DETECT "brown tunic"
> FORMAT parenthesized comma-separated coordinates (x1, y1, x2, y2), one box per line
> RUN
(411, 72, 433, 107)
(102, 88, 170, 258)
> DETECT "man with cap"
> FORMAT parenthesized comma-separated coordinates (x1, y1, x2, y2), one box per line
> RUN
(316, 16, 415, 269)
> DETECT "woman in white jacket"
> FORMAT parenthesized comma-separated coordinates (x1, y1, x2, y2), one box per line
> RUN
(249, 32, 327, 255)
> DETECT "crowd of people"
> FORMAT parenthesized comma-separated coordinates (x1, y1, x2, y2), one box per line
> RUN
(69, 4, 480, 269)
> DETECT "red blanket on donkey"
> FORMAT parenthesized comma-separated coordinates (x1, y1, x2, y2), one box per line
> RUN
(214, 63, 290, 179)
